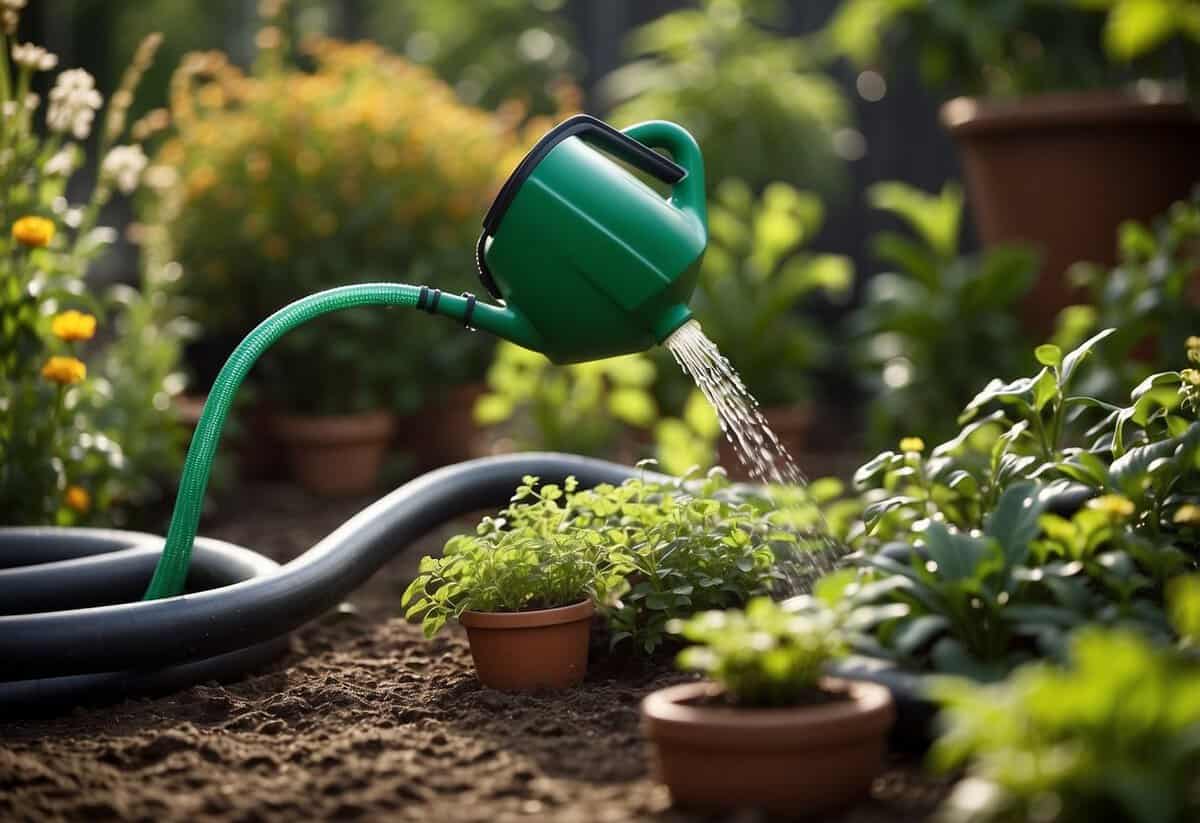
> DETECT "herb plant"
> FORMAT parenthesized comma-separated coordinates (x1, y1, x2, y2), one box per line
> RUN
(404, 470, 795, 654)
(932, 604, 1200, 823)
(402, 476, 613, 638)
(671, 595, 846, 707)
(849, 181, 1037, 449)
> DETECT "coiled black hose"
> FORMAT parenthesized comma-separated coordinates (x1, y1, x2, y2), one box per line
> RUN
(0, 453, 645, 708)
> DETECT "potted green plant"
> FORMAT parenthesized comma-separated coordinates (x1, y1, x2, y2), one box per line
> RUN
(688, 179, 853, 469)
(404, 469, 807, 686)
(403, 476, 611, 690)
(641, 595, 895, 816)
(149, 14, 534, 494)
(828, 0, 1200, 333)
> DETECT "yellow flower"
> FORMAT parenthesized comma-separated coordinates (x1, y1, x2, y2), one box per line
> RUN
(1087, 494, 1136, 520)
(12, 215, 55, 247)
(41, 355, 87, 385)
(51, 310, 97, 342)
(899, 437, 925, 453)
(64, 485, 91, 513)
(1174, 504, 1200, 526)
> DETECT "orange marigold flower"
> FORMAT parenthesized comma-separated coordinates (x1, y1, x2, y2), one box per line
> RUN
(41, 355, 87, 384)
(12, 215, 55, 247)
(51, 310, 97, 342)
(65, 485, 91, 513)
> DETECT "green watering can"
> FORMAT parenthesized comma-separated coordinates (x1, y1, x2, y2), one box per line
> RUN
(464, 114, 708, 364)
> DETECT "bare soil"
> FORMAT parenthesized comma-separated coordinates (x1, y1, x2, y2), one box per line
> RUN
(0, 485, 950, 822)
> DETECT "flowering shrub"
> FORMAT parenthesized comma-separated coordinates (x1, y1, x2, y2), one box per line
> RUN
(150, 21, 549, 414)
(0, 15, 185, 526)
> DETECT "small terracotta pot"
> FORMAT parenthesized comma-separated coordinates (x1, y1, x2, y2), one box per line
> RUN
(942, 90, 1200, 336)
(642, 678, 895, 816)
(271, 410, 396, 497)
(459, 600, 594, 690)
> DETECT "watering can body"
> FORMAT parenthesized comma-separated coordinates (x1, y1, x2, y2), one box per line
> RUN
(472, 115, 708, 364)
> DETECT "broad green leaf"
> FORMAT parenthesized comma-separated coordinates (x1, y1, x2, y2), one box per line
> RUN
(923, 522, 998, 583)
(985, 482, 1046, 567)
(1060, 327, 1116, 387)
(1035, 343, 1063, 369)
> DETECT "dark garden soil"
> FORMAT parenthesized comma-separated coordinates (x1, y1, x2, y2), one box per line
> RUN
(0, 485, 951, 823)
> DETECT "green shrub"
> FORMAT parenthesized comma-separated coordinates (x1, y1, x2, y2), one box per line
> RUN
(671, 595, 846, 707)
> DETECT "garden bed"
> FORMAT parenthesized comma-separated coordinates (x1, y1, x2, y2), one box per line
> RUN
(0, 486, 948, 822)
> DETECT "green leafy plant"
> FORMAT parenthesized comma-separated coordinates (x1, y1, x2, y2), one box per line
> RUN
(692, 179, 853, 409)
(671, 594, 846, 707)
(473, 343, 660, 456)
(1082, 0, 1200, 81)
(0, 24, 185, 526)
(849, 181, 1038, 449)
(931, 593, 1200, 823)
(604, 0, 851, 194)
(404, 470, 797, 654)
(402, 475, 613, 637)
(839, 332, 1200, 677)
(1054, 192, 1200, 400)
(827, 0, 1169, 98)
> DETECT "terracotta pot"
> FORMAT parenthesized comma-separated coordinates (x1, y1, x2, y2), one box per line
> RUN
(271, 410, 396, 497)
(717, 404, 812, 481)
(642, 677, 895, 816)
(942, 90, 1200, 336)
(397, 383, 487, 471)
(459, 600, 593, 690)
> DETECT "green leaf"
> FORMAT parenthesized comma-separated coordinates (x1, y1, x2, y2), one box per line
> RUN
(1060, 328, 1116, 387)
(893, 614, 950, 655)
(923, 523, 998, 583)
(1168, 575, 1200, 643)
(1105, 0, 1176, 59)
(1032, 367, 1058, 413)
(984, 482, 1046, 568)
(1035, 344, 1062, 369)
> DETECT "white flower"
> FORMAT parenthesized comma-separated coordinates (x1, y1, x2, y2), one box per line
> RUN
(46, 69, 103, 140)
(101, 144, 147, 194)
(143, 164, 178, 191)
(45, 147, 77, 177)
(11, 42, 56, 71)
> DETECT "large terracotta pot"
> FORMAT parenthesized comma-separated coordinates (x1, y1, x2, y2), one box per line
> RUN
(942, 90, 1200, 335)
(271, 410, 396, 497)
(641, 678, 894, 816)
(459, 600, 594, 690)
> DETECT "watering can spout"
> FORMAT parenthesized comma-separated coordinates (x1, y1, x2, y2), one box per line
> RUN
(415, 287, 542, 351)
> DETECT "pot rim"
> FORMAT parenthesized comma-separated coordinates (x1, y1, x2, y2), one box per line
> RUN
(941, 88, 1197, 136)
(641, 678, 894, 750)
(460, 599, 594, 629)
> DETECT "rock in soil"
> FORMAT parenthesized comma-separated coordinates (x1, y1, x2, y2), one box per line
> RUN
(0, 484, 951, 822)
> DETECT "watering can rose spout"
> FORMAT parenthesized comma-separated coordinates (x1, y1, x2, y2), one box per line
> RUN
(470, 114, 708, 364)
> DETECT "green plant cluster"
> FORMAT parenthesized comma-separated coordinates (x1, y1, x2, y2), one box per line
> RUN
(405, 470, 806, 654)
(849, 181, 1038, 449)
(823, 331, 1200, 679)
(671, 594, 846, 707)
(931, 584, 1200, 823)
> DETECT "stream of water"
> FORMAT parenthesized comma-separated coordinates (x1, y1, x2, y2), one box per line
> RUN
(664, 319, 843, 590)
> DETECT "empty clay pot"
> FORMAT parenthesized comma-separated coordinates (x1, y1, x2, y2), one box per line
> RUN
(942, 90, 1200, 336)
(642, 677, 895, 816)
(271, 410, 396, 497)
(459, 600, 594, 690)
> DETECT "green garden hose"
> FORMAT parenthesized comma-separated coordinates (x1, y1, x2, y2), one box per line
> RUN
(145, 282, 434, 600)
